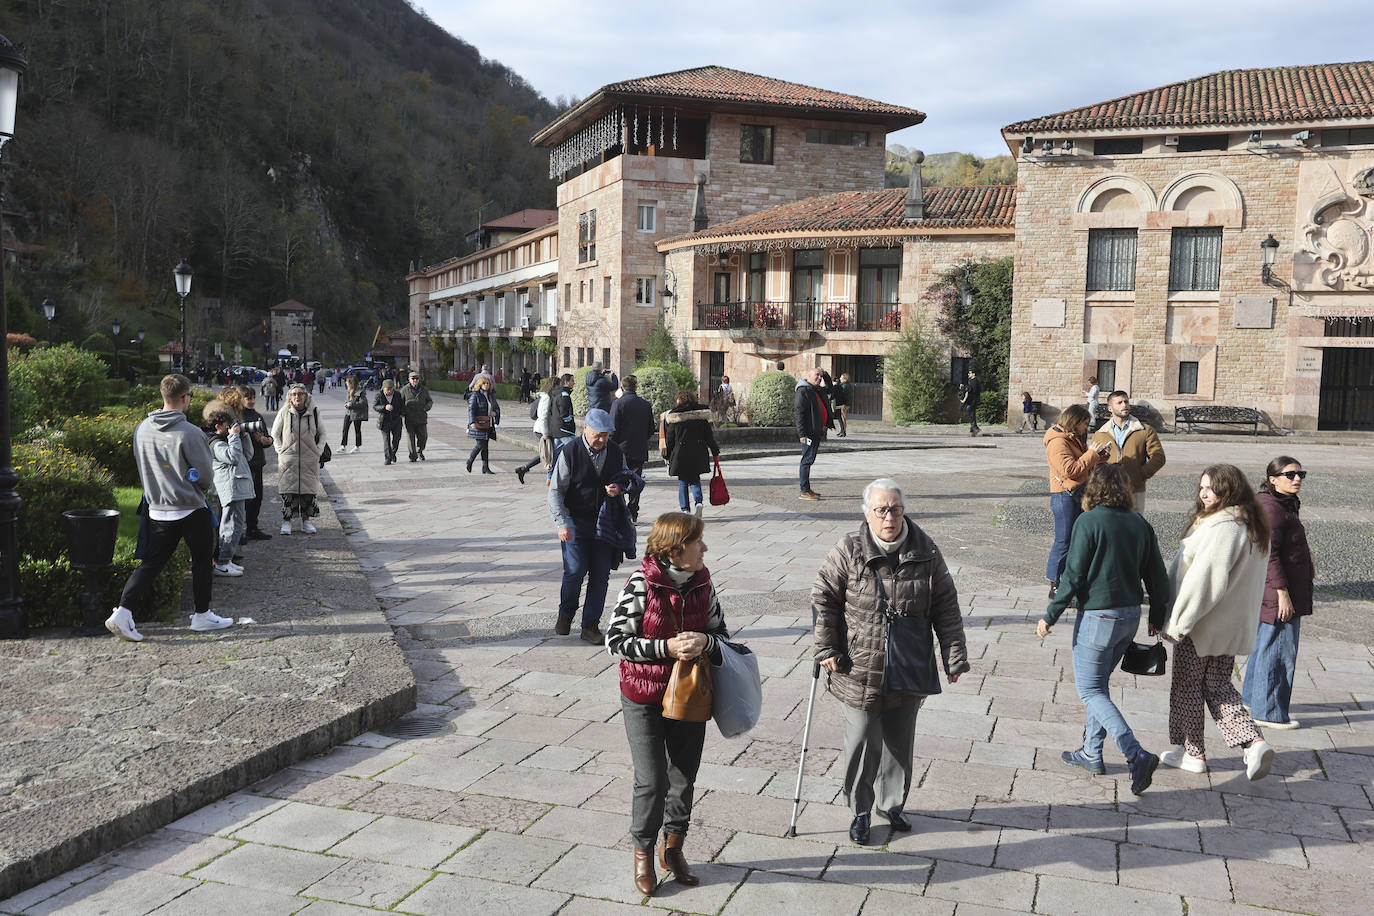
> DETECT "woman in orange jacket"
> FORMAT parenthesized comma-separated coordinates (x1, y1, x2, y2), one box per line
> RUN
(1043, 404, 1111, 598)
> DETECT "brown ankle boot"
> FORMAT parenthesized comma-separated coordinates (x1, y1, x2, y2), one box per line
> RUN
(658, 832, 699, 886)
(633, 848, 657, 895)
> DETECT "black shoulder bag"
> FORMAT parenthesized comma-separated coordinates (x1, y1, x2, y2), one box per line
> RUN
(875, 563, 939, 695)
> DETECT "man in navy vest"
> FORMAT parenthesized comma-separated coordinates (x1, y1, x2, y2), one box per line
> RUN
(548, 407, 627, 643)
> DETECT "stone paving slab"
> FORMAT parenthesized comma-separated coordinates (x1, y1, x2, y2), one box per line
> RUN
(4, 391, 1373, 913)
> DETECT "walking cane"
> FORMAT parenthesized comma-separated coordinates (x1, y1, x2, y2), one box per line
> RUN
(785, 607, 821, 838)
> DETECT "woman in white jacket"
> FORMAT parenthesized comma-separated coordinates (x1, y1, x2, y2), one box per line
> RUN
(514, 375, 557, 485)
(1162, 463, 1274, 780)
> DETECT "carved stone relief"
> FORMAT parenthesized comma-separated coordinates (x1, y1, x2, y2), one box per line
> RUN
(1297, 163, 1374, 289)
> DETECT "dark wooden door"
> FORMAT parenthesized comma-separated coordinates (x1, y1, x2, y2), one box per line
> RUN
(1319, 347, 1374, 430)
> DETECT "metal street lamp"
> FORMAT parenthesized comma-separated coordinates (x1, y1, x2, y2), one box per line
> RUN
(0, 32, 28, 638)
(111, 318, 122, 380)
(137, 326, 146, 357)
(42, 297, 54, 338)
(1260, 234, 1280, 285)
(174, 261, 193, 373)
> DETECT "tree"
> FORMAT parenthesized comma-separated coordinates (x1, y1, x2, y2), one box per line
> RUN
(931, 257, 1014, 423)
(882, 320, 948, 424)
(640, 316, 680, 364)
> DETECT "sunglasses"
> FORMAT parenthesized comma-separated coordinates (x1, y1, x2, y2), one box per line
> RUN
(1277, 470, 1307, 480)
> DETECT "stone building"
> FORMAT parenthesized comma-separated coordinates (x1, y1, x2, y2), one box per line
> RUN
(1003, 61, 1374, 430)
(657, 183, 1014, 418)
(529, 65, 925, 377)
(406, 216, 558, 379)
(268, 300, 314, 363)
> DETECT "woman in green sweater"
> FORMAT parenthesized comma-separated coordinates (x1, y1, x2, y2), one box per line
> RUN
(1036, 464, 1172, 795)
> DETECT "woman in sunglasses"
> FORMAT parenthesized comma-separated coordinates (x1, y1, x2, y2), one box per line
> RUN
(1242, 457, 1314, 730)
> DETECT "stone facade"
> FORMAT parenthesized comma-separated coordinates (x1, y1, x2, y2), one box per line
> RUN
(269, 300, 314, 363)
(1006, 128, 1374, 431)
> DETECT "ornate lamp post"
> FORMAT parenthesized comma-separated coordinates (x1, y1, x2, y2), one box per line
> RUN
(174, 261, 193, 374)
(137, 326, 146, 357)
(111, 317, 122, 380)
(42, 297, 54, 338)
(0, 32, 28, 638)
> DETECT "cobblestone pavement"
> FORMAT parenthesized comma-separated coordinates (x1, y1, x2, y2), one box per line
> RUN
(5, 389, 1371, 915)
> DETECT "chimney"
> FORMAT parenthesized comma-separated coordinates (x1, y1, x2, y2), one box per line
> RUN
(693, 173, 708, 232)
(904, 150, 926, 221)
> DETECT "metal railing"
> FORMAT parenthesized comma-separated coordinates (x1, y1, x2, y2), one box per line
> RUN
(695, 301, 903, 332)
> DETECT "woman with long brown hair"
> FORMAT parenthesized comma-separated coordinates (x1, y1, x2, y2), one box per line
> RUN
(1161, 463, 1274, 779)
(1042, 403, 1111, 599)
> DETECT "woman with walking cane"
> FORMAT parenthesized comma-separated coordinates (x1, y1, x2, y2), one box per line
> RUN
(810, 478, 969, 845)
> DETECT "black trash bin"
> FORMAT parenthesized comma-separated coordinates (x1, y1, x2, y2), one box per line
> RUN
(62, 509, 121, 634)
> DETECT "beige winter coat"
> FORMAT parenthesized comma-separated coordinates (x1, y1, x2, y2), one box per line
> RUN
(271, 396, 325, 498)
(1165, 507, 1267, 657)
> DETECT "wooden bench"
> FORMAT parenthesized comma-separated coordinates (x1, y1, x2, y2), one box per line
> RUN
(1174, 405, 1260, 434)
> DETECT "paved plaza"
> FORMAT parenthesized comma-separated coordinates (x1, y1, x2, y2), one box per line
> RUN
(3, 390, 1372, 915)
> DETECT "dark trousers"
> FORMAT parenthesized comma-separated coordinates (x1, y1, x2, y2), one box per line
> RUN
(406, 422, 428, 458)
(799, 439, 820, 492)
(341, 416, 361, 447)
(382, 425, 402, 462)
(621, 695, 706, 851)
(246, 464, 265, 532)
(120, 507, 214, 615)
(467, 440, 490, 470)
(841, 697, 921, 816)
(558, 527, 615, 627)
(626, 460, 645, 517)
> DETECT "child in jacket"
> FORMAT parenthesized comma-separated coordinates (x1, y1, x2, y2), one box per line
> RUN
(205, 401, 256, 574)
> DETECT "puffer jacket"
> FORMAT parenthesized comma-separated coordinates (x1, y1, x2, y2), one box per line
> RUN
(664, 405, 718, 478)
(1044, 424, 1104, 493)
(812, 518, 969, 709)
(1257, 490, 1314, 624)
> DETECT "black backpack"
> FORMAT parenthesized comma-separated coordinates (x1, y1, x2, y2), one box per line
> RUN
(529, 394, 540, 421)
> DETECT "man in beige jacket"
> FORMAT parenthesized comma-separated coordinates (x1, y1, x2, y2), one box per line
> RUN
(1090, 390, 1165, 513)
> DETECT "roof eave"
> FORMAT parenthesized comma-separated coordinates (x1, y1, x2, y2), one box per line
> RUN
(657, 223, 1013, 252)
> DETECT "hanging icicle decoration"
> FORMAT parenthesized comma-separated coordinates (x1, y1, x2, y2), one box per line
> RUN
(547, 108, 624, 179)
(633, 105, 638, 149)
(673, 108, 678, 149)
(660, 107, 666, 149)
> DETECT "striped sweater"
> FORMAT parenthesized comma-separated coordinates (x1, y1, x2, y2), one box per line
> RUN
(606, 566, 729, 663)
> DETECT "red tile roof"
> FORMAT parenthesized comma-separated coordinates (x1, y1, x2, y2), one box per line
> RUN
(1005, 60, 1374, 134)
(533, 65, 923, 145)
(270, 299, 312, 312)
(660, 186, 1014, 247)
(481, 209, 557, 230)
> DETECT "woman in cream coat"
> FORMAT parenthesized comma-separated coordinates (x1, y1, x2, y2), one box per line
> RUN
(1161, 463, 1274, 780)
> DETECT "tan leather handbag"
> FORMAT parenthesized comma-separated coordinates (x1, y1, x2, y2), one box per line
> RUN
(660, 601, 713, 722)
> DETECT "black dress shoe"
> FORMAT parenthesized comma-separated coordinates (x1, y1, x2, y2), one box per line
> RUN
(247, 529, 273, 541)
(409, 454, 417, 462)
(580, 625, 603, 644)
(418, 451, 425, 461)
(849, 813, 870, 844)
(482, 468, 496, 475)
(884, 808, 911, 831)
(516, 467, 527, 485)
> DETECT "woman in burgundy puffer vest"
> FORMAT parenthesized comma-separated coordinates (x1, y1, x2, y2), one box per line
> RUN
(606, 512, 729, 898)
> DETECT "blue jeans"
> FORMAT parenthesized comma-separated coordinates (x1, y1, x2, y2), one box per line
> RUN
(1241, 617, 1301, 723)
(558, 523, 615, 628)
(1046, 491, 1083, 582)
(1072, 606, 1145, 763)
(799, 439, 820, 492)
(677, 475, 702, 511)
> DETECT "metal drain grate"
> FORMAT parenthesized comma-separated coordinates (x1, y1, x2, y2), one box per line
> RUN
(377, 715, 453, 739)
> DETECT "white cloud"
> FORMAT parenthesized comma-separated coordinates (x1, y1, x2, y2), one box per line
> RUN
(417, 0, 1371, 156)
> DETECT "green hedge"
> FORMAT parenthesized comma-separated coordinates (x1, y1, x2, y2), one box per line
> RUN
(746, 371, 796, 426)
(571, 366, 594, 418)
(62, 412, 141, 486)
(9, 344, 110, 434)
(633, 360, 697, 396)
(14, 442, 116, 559)
(22, 540, 188, 629)
(634, 366, 678, 423)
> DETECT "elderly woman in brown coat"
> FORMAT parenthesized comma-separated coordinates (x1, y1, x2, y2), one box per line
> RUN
(813, 478, 970, 846)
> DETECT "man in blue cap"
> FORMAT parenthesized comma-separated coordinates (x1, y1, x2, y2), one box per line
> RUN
(548, 407, 628, 642)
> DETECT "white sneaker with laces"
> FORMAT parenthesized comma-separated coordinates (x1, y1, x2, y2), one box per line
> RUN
(189, 611, 235, 632)
(348, 445, 358, 454)
(1243, 740, 1275, 781)
(280, 522, 292, 535)
(213, 563, 243, 577)
(1159, 745, 1208, 773)
(1252, 717, 1300, 730)
(301, 521, 317, 534)
(227, 562, 244, 573)
(104, 606, 144, 642)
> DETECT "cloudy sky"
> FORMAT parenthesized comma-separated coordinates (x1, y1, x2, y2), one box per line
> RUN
(418, 0, 1367, 158)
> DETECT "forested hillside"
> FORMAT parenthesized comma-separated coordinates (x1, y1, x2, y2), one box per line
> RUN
(0, 0, 557, 360)
(885, 146, 1017, 189)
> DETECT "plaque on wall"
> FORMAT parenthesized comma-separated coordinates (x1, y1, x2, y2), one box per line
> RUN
(1031, 298, 1067, 327)
(1234, 296, 1275, 329)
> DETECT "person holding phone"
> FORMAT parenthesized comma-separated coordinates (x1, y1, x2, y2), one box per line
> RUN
(1043, 404, 1109, 600)
(795, 367, 830, 500)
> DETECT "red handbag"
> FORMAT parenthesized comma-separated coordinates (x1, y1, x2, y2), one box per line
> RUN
(709, 456, 729, 506)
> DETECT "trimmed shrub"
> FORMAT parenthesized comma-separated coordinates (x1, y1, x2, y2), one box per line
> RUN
(126, 384, 161, 410)
(62, 412, 142, 486)
(633, 359, 697, 396)
(22, 540, 188, 629)
(746, 371, 796, 426)
(9, 344, 110, 434)
(634, 366, 677, 423)
(571, 365, 594, 418)
(883, 321, 950, 424)
(13, 442, 116, 559)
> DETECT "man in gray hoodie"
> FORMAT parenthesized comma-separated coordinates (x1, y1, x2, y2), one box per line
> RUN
(105, 374, 234, 641)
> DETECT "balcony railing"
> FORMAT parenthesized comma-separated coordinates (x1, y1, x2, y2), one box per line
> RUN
(695, 301, 903, 333)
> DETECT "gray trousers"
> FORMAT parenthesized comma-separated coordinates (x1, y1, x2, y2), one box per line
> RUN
(621, 695, 705, 851)
(841, 697, 922, 816)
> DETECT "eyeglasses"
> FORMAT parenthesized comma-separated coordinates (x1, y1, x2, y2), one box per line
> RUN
(868, 506, 904, 518)
(1277, 470, 1307, 480)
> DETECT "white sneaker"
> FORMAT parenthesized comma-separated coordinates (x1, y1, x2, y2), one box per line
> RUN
(1159, 745, 1208, 773)
(1252, 717, 1301, 730)
(213, 563, 243, 577)
(693, 504, 703, 518)
(1243, 740, 1275, 781)
(189, 611, 235, 632)
(104, 606, 144, 642)
(280, 522, 292, 535)
(348, 445, 359, 454)
(301, 521, 317, 534)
